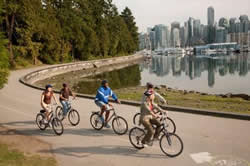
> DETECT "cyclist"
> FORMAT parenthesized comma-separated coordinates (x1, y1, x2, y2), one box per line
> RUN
(95, 80, 121, 128)
(140, 90, 162, 147)
(141, 82, 166, 104)
(41, 84, 59, 123)
(59, 83, 76, 117)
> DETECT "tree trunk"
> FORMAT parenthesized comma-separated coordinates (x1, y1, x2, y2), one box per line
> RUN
(5, 14, 16, 68)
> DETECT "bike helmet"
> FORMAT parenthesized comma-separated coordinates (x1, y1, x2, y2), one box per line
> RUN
(45, 84, 53, 89)
(146, 82, 154, 89)
(101, 79, 108, 86)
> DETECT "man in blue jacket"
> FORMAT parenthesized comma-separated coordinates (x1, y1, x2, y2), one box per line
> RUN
(95, 80, 121, 128)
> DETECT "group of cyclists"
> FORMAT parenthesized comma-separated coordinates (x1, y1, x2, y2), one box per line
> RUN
(41, 80, 167, 148)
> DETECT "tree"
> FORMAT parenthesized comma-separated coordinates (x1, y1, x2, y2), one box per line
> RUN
(0, 1, 9, 88)
(121, 7, 139, 52)
(2, 0, 20, 68)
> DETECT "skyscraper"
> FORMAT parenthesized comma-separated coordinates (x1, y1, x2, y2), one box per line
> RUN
(207, 6, 215, 26)
(207, 7, 215, 43)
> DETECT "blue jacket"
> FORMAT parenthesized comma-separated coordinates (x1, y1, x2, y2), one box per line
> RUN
(95, 86, 118, 104)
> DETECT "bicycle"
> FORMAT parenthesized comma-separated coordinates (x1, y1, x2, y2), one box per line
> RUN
(56, 99, 80, 126)
(129, 112, 183, 157)
(90, 104, 128, 135)
(36, 104, 64, 136)
(133, 111, 176, 134)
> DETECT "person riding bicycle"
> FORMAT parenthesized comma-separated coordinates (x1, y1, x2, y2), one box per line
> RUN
(141, 82, 167, 105)
(41, 84, 59, 123)
(140, 90, 162, 147)
(95, 80, 121, 128)
(59, 83, 76, 117)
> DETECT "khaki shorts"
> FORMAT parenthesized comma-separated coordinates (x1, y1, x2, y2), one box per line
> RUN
(42, 103, 52, 113)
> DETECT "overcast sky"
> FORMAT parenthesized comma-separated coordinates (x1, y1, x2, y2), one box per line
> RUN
(112, 0, 250, 32)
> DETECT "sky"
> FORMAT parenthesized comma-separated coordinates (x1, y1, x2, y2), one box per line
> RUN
(112, 0, 250, 32)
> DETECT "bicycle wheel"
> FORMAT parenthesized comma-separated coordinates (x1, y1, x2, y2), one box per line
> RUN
(90, 112, 104, 130)
(68, 109, 80, 126)
(160, 117, 176, 134)
(129, 127, 145, 149)
(159, 133, 183, 157)
(56, 106, 64, 121)
(51, 118, 64, 136)
(133, 113, 141, 126)
(112, 116, 128, 135)
(36, 113, 47, 130)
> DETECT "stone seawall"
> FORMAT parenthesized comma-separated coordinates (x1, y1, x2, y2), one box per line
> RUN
(21, 53, 144, 84)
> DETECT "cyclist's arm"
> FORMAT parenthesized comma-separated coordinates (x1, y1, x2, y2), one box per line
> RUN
(153, 103, 163, 113)
(69, 89, 76, 99)
(110, 89, 120, 103)
(53, 93, 59, 104)
(41, 93, 45, 107)
(154, 92, 167, 104)
(143, 102, 158, 118)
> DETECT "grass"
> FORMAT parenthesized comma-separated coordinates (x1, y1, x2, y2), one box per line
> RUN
(115, 86, 250, 115)
(0, 143, 57, 166)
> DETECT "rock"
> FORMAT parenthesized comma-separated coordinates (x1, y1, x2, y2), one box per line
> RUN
(231, 94, 250, 100)
(178, 90, 183, 93)
(183, 90, 188, 95)
(226, 93, 232, 98)
(201, 93, 208, 96)
(154, 86, 161, 90)
(160, 85, 167, 89)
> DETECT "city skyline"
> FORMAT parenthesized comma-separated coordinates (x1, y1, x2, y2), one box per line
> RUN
(112, 0, 250, 32)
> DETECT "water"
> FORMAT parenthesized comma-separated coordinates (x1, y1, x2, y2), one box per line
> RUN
(74, 53, 250, 95)
(141, 53, 250, 95)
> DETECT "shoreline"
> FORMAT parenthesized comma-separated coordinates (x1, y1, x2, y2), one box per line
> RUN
(19, 53, 250, 118)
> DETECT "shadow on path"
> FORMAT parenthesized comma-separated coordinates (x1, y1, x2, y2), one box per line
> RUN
(40, 145, 167, 159)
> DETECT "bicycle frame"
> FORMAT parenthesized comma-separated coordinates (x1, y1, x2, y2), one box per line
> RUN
(105, 108, 117, 123)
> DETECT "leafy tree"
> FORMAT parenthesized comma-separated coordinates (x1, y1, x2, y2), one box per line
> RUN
(121, 7, 139, 52)
(0, 1, 9, 88)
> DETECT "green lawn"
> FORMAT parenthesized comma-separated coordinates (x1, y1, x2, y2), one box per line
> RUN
(0, 143, 57, 166)
(116, 86, 250, 115)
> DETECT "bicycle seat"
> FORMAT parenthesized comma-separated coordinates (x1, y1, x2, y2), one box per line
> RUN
(40, 110, 46, 113)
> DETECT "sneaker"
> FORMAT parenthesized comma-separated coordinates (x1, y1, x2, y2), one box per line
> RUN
(147, 141, 153, 146)
(99, 116, 104, 123)
(142, 144, 148, 148)
(154, 136, 161, 141)
(44, 119, 48, 124)
(104, 123, 111, 128)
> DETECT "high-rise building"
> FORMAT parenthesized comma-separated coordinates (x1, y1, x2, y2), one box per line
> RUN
(208, 6, 215, 26)
(193, 19, 201, 38)
(171, 22, 180, 47)
(187, 17, 194, 46)
(149, 30, 156, 50)
(207, 6, 215, 43)
(219, 17, 229, 28)
(154, 24, 168, 49)
(215, 26, 227, 43)
(229, 18, 237, 33)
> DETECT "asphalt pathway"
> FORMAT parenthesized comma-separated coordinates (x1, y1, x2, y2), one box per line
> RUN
(0, 66, 249, 166)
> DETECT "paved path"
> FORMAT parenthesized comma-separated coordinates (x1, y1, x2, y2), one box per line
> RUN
(0, 66, 250, 166)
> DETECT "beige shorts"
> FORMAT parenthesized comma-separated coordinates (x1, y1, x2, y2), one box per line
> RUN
(42, 103, 52, 113)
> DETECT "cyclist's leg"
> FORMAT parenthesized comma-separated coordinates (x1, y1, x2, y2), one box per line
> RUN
(42, 103, 50, 121)
(150, 118, 161, 139)
(60, 100, 68, 116)
(95, 101, 106, 121)
(141, 117, 155, 144)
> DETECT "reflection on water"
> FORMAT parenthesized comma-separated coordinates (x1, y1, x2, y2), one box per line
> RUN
(73, 53, 250, 95)
(74, 65, 141, 94)
(141, 53, 250, 94)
